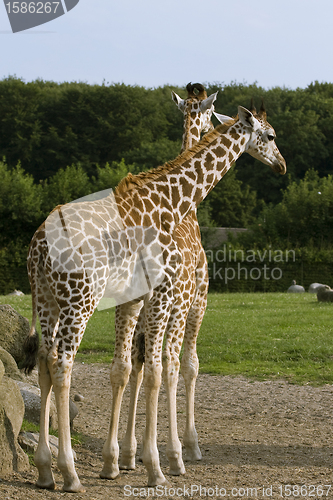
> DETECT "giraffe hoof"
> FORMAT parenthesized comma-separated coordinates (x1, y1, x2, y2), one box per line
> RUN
(62, 483, 86, 493)
(169, 465, 186, 476)
(100, 469, 120, 480)
(184, 449, 202, 461)
(119, 462, 136, 470)
(147, 474, 169, 487)
(36, 479, 57, 490)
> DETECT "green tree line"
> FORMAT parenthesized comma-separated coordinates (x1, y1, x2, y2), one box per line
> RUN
(1, 77, 333, 293)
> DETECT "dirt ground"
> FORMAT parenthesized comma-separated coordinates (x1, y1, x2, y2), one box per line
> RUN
(1, 362, 333, 499)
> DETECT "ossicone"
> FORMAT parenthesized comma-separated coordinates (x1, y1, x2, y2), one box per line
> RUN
(259, 98, 266, 118)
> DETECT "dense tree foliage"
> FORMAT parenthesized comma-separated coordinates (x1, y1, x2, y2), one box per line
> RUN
(237, 170, 333, 249)
(2, 77, 333, 205)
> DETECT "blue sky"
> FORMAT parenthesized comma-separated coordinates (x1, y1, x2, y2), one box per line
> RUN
(1, 0, 333, 90)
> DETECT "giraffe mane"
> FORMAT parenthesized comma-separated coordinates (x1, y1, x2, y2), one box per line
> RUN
(115, 118, 237, 195)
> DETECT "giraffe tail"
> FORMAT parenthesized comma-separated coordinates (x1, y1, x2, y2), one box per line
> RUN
(20, 312, 40, 375)
(19, 254, 40, 375)
(135, 330, 145, 364)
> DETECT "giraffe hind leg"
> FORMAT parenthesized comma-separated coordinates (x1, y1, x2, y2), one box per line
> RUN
(162, 299, 188, 476)
(36, 301, 88, 493)
(50, 347, 85, 493)
(34, 344, 56, 490)
(34, 292, 59, 490)
(181, 287, 207, 462)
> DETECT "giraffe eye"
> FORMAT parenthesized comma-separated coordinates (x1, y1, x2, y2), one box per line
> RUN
(267, 133, 275, 141)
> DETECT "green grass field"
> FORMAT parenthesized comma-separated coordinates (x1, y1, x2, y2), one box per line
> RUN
(1, 292, 333, 385)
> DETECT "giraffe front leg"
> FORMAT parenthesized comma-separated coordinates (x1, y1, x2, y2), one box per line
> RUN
(34, 347, 56, 490)
(100, 358, 132, 479)
(119, 356, 144, 470)
(101, 300, 141, 479)
(141, 362, 167, 486)
(119, 317, 145, 470)
(162, 346, 185, 476)
(181, 351, 201, 461)
(51, 351, 85, 493)
(181, 260, 208, 462)
(140, 286, 175, 486)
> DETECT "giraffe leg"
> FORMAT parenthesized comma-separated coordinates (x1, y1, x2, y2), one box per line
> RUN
(181, 343, 201, 461)
(161, 288, 190, 476)
(140, 287, 173, 486)
(120, 311, 144, 470)
(34, 345, 56, 490)
(162, 345, 185, 476)
(141, 362, 166, 486)
(119, 357, 144, 469)
(181, 273, 208, 462)
(100, 357, 132, 479)
(50, 347, 85, 493)
(101, 301, 142, 479)
(34, 292, 59, 490)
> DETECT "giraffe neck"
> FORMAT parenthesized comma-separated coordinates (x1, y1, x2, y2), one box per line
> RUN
(117, 119, 247, 233)
(181, 109, 199, 152)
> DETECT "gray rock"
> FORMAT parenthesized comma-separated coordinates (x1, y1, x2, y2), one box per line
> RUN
(16, 380, 79, 430)
(0, 304, 30, 364)
(16, 380, 58, 429)
(0, 347, 24, 381)
(18, 431, 76, 460)
(0, 361, 30, 474)
(308, 282, 325, 293)
(317, 285, 333, 302)
(7, 290, 25, 296)
(287, 280, 305, 293)
(74, 393, 85, 402)
(69, 400, 79, 425)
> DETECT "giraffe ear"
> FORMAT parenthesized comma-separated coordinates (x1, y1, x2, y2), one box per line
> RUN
(200, 91, 218, 113)
(171, 91, 185, 112)
(213, 111, 232, 124)
(238, 106, 261, 131)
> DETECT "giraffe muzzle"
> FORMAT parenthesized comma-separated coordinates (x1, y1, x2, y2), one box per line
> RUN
(273, 156, 287, 175)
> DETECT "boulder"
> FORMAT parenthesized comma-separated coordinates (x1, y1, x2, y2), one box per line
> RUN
(287, 280, 305, 293)
(0, 304, 30, 364)
(309, 282, 325, 293)
(0, 360, 30, 474)
(317, 285, 333, 302)
(16, 380, 58, 429)
(16, 380, 79, 430)
(0, 346, 24, 381)
(19, 431, 76, 460)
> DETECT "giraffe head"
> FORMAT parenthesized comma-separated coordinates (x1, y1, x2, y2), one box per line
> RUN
(172, 83, 218, 151)
(214, 102, 286, 175)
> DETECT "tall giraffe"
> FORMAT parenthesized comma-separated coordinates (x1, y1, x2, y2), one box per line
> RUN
(116, 83, 218, 478)
(23, 104, 286, 491)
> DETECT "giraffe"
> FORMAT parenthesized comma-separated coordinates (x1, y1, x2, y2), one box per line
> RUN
(116, 83, 218, 478)
(23, 103, 286, 491)
(172, 82, 218, 151)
